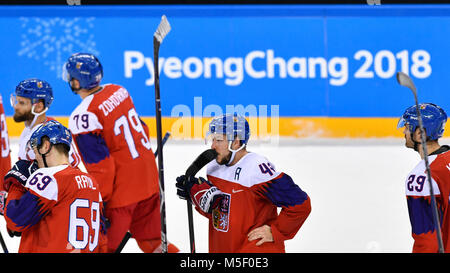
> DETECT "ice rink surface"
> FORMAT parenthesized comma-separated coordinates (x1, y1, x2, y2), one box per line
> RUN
(4, 137, 447, 253)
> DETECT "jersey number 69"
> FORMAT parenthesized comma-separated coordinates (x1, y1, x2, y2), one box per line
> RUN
(68, 199, 100, 252)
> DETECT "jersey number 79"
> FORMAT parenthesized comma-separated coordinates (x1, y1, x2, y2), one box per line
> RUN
(114, 108, 151, 159)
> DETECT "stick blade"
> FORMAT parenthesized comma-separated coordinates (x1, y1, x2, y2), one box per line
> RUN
(154, 15, 171, 43)
(185, 149, 218, 177)
(396, 71, 416, 93)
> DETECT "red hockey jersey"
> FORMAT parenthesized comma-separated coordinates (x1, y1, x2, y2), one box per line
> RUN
(4, 165, 106, 253)
(68, 84, 159, 208)
(0, 94, 11, 190)
(405, 145, 450, 252)
(203, 152, 311, 253)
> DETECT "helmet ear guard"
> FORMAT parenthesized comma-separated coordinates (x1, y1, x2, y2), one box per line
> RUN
(397, 103, 447, 151)
(206, 113, 251, 166)
(207, 113, 251, 144)
(30, 120, 72, 149)
(13, 78, 54, 128)
(13, 78, 54, 108)
(398, 103, 447, 143)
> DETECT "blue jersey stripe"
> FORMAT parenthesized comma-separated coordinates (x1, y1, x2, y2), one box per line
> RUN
(6, 191, 47, 230)
(261, 173, 308, 208)
(75, 133, 110, 164)
(407, 196, 443, 235)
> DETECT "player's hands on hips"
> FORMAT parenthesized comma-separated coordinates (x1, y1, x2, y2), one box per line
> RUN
(176, 175, 224, 213)
(248, 225, 274, 246)
(3, 160, 38, 192)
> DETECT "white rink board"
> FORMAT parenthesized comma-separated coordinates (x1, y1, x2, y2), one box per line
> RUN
(3, 137, 441, 253)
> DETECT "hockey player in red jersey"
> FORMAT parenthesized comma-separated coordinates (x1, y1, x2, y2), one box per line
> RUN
(176, 114, 311, 253)
(63, 53, 178, 253)
(2, 120, 107, 252)
(0, 93, 11, 190)
(398, 103, 450, 253)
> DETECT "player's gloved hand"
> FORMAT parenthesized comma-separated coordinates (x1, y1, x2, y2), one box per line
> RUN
(176, 175, 224, 214)
(7, 228, 21, 238)
(175, 175, 190, 201)
(0, 191, 6, 215)
(3, 160, 38, 192)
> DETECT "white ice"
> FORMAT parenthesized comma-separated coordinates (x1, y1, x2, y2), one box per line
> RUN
(3, 137, 442, 253)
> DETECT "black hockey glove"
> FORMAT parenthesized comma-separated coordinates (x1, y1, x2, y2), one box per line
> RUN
(4, 160, 38, 192)
(175, 175, 191, 201)
(176, 175, 224, 214)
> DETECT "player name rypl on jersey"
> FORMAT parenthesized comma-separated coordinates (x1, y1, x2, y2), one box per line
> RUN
(74, 174, 97, 190)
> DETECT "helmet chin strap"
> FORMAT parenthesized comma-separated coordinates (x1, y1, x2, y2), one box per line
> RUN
(226, 141, 246, 166)
(38, 143, 53, 168)
(28, 104, 48, 129)
(69, 80, 82, 94)
(70, 86, 81, 94)
(411, 131, 430, 153)
(412, 136, 420, 152)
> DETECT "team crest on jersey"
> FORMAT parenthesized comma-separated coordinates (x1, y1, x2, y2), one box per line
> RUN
(212, 193, 231, 232)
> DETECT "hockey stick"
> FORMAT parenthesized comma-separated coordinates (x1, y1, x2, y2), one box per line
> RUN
(396, 71, 445, 253)
(114, 231, 131, 254)
(184, 149, 218, 253)
(153, 15, 171, 253)
(154, 132, 171, 159)
(0, 231, 8, 253)
(114, 131, 171, 253)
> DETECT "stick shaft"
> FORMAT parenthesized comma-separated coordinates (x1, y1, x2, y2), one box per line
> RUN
(184, 149, 217, 253)
(187, 202, 196, 253)
(0, 231, 8, 253)
(153, 36, 168, 253)
(412, 94, 445, 253)
(397, 72, 444, 253)
(114, 231, 131, 253)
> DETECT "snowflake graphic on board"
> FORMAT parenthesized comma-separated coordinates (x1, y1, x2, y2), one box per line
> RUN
(17, 17, 99, 78)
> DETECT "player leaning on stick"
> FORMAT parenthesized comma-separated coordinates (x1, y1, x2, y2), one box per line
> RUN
(1, 120, 107, 252)
(176, 114, 311, 252)
(398, 103, 450, 252)
(63, 53, 179, 253)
